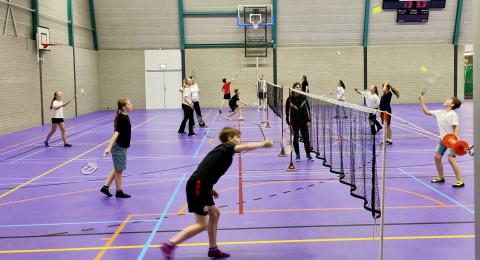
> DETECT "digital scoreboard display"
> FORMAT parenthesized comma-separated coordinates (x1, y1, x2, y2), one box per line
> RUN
(383, 0, 445, 23)
(383, 0, 446, 9)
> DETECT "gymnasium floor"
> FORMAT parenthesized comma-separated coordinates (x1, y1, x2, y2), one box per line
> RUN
(0, 101, 474, 260)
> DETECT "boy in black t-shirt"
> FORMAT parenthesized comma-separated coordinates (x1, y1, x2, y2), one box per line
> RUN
(161, 127, 273, 259)
(225, 89, 248, 121)
(100, 98, 133, 198)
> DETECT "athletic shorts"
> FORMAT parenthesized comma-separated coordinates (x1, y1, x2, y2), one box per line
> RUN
(51, 118, 64, 124)
(380, 112, 391, 126)
(258, 92, 266, 100)
(111, 143, 127, 171)
(223, 93, 231, 100)
(186, 177, 214, 216)
(229, 103, 238, 111)
(435, 139, 455, 157)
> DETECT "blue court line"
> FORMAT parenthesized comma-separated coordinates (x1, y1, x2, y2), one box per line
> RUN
(398, 168, 474, 214)
(137, 110, 219, 259)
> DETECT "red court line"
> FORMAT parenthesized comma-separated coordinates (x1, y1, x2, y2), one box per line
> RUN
(238, 119, 244, 214)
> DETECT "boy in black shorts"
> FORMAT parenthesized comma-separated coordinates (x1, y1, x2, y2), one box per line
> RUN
(225, 89, 248, 121)
(161, 127, 273, 259)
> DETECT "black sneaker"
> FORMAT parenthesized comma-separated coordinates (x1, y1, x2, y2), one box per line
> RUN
(64, 143, 72, 147)
(116, 191, 131, 198)
(100, 186, 112, 197)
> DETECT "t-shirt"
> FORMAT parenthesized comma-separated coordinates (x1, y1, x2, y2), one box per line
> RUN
(361, 92, 380, 109)
(52, 100, 64, 118)
(257, 79, 267, 93)
(336, 87, 345, 101)
(191, 143, 236, 186)
(229, 94, 240, 107)
(431, 110, 459, 138)
(182, 87, 192, 106)
(115, 113, 131, 148)
(190, 84, 199, 102)
(222, 82, 231, 94)
(301, 80, 309, 92)
(379, 92, 393, 113)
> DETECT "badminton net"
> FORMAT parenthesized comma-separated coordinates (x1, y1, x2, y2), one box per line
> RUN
(289, 88, 382, 218)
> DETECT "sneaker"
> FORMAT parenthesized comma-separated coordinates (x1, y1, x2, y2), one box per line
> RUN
(100, 186, 112, 197)
(225, 116, 232, 120)
(218, 109, 222, 114)
(160, 242, 176, 260)
(431, 177, 445, 183)
(295, 155, 301, 162)
(386, 140, 393, 145)
(306, 155, 314, 162)
(115, 191, 131, 198)
(188, 133, 197, 136)
(208, 247, 231, 258)
(452, 180, 465, 188)
(64, 143, 72, 147)
(334, 115, 340, 119)
(44, 141, 49, 147)
(238, 116, 244, 121)
(343, 116, 348, 119)
(178, 131, 187, 135)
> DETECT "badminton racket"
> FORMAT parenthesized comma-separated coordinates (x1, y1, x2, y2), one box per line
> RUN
(80, 153, 106, 175)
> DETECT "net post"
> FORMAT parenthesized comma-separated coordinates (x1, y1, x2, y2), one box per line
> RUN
(379, 112, 387, 260)
(286, 88, 297, 172)
(279, 86, 286, 157)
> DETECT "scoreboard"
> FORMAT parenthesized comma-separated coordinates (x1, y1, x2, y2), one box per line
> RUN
(382, 0, 446, 23)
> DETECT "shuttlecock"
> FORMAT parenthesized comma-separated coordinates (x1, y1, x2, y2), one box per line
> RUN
(372, 5, 382, 14)
(420, 66, 429, 73)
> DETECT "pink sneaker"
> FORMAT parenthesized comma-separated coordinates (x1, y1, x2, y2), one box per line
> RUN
(160, 242, 176, 260)
(208, 247, 231, 258)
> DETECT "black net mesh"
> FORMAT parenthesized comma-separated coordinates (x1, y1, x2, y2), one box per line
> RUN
(287, 88, 381, 218)
(267, 82, 283, 118)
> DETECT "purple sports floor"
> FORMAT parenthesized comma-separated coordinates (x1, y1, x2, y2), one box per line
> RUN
(0, 101, 474, 259)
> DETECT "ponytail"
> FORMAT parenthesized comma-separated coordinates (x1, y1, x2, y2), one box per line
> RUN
(373, 85, 379, 96)
(114, 98, 129, 129)
(339, 80, 345, 89)
(50, 91, 59, 110)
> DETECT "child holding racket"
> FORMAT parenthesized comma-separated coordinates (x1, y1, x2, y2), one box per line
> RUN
(354, 85, 382, 134)
(225, 89, 248, 121)
(286, 82, 314, 162)
(218, 75, 238, 113)
(161, 127, 273, 259)
(419, 94, 464, 187)
(379, 82, 400, 145)
(44, 91, 73, 147)
(100, 98, 133, 198)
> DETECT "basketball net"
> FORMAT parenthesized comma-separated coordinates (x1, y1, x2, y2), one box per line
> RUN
(252, 22, 259, 29)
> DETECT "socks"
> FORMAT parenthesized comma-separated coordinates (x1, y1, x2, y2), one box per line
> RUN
(115, 190, 131, 198)
(100, 186, 112, 197)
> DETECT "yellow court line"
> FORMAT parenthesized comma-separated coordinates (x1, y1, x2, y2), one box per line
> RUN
(0, 235, 473, 254)
(94, 214, 133, 260)
(0, 115, 160, 200)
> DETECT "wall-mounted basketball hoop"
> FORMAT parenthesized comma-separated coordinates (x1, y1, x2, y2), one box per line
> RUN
(237, 5, 275, 28)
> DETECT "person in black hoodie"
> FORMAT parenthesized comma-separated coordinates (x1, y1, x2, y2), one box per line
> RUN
(286, 82, 314, 162)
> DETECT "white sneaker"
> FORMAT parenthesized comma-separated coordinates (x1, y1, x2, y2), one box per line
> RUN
(238, 117, 244, 121)
(225, 116, 232, 120)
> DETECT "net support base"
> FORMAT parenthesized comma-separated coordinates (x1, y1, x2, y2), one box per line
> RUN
(262, 121, 270, 128)
(286, 161, 297, 172)
(278, 147, 287, 157)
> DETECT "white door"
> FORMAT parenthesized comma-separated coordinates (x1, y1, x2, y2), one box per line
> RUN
(144, 50, 182, 109)
(145, 71, 182, 109)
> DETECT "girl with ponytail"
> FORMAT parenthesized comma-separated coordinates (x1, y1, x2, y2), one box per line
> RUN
(100, 98, 133, 198)
(44, 90, 72, 147)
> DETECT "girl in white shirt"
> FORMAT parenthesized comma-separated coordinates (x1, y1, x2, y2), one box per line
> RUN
(334, 80, 347, 118)
(44, 91, 72, 147)
(355, 85, 382, 134)
(190, 76, 206, 127)
(178, 79, 195, 136)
